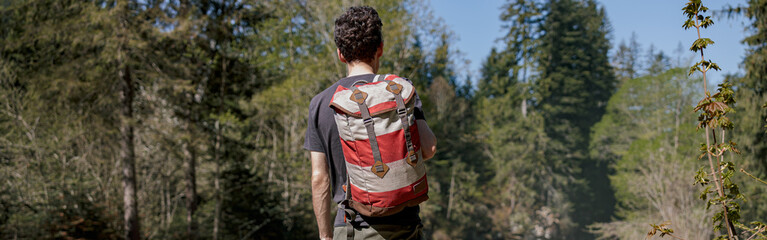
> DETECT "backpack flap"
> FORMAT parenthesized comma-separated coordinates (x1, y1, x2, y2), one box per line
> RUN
(329, 77, 415, 117)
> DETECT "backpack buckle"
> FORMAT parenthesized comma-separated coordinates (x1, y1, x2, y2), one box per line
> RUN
(370, 161, 389, 178)
(386, 81, 403, 95)
(405, 150, 418, 167)
(350, 89, 368, 104)
(363, 118, 374, 126)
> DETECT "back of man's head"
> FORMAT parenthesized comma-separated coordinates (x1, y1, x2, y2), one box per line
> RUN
(334, 6, 383, 64)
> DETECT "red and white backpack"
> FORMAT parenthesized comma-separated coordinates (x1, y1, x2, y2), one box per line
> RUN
(329, 74, 428, 217)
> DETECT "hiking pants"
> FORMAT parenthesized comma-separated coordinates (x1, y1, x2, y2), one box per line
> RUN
(333, 223, 424, 240)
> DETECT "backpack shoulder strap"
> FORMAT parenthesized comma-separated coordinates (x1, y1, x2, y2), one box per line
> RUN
(372, 74, 384, 82)
(383, 78, 418, 167)
(348, 84, 389, 178)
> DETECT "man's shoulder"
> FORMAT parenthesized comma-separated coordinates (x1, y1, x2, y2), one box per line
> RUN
(383, 74, 417, 88)
(310, 73, 413, 108)
(309, 82, 342, 110)
(382, 73, 411, 81)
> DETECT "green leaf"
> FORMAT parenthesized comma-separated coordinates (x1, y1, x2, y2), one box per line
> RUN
(701, 16, 714, 28)
(683, 1, 698, 18)
(707, 61, 721, 71)
(694, 166, 710, 185)
(690, 38, 715, 52)
(700, 185, 712, 200)
(683, 19, 696, 29)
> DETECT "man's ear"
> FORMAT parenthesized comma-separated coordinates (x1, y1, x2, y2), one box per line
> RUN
(376, 42, 384, 58)
(337, 49, 347, 63)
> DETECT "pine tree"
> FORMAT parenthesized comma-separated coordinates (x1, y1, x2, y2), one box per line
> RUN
(152, 1, 293, 238)
(500, 0, 544, 117)
(477, 46, 555, 239)
(536, 0, 617, 237)
(733, 0, 767, 223)
(612, 32, 642, 83)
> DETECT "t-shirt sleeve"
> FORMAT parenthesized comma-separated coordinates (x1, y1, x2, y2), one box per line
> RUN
(303, 96, 324, 152)
(413, 93, 426, 120)
(403, 77, 426, 120)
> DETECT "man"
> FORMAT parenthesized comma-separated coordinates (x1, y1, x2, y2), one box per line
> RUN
(304, 6, 437, 240)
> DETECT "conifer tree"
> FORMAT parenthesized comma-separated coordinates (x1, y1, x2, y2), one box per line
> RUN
(733, 0, 767, 223)
(477, 46, 555, 239)
(612, 32, 642, 83)
(536, 0, 617, 237)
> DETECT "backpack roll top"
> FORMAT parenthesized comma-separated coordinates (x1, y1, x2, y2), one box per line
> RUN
(329, 74, 429, 217)
(329, 77, 416, 117)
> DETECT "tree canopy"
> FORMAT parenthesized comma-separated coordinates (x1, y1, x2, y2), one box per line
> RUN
(0, 0, 765, 239)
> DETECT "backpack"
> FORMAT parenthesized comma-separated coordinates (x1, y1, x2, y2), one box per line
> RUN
(329, 74, 429, 218)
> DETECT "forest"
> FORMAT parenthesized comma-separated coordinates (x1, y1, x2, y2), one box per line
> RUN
(0, 0, 765, 239)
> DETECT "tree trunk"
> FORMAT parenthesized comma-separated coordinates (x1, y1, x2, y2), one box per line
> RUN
(183, 121, 198, 240)
(213, 120, 221, 240)
(119, 63, 140, 240)
(447, 164, 456, 220)
(213, 56, 226, 240)
(522, 52, 528, 118)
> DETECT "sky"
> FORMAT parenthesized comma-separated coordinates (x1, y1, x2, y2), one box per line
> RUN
(428, 0, 752, 85)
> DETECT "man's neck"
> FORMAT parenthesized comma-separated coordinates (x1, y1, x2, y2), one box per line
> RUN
(346, 60, 377, 77)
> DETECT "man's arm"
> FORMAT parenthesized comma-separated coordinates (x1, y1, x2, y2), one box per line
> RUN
(417, 119, 437, 160)
(310, 151, 333, 240)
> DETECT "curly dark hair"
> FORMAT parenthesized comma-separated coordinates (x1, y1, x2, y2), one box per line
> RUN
(334, 6, 383, 63)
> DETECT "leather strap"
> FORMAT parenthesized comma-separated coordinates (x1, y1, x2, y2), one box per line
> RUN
(349, 84, 388, 178)
(342, 204, 356, 240)
(341, 158, 355, 240)
(386, 79, 418, 166)
(343, 78, 375, 240)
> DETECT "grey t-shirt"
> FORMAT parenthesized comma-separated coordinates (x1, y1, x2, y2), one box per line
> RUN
(303, 73, 425, 227)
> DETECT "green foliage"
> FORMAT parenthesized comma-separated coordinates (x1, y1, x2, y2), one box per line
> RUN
(694, 81, 736, 131)
(0, 0, 460, 239)
(683, 0, 721, 95)
(537, 0, 617, 237)
(683, 0, 712, 29)
(43, 191, 121, 240)
(220, 166, 286, 240)
(2, 0, 766, 239)
(732, 0, 767, 235)
(690, 38, 716, 52)
(681, 1, 767, 239)
(590, 67, 713, 239)
(476, 50, 555, 238)
(647, 221, 678, 239)
(612, 33, 643, 82)
(475, 0, 619, 238)
(689, 59, 722, 77)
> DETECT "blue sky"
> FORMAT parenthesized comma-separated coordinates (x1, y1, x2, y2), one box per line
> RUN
(429, 0, 751, 85)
